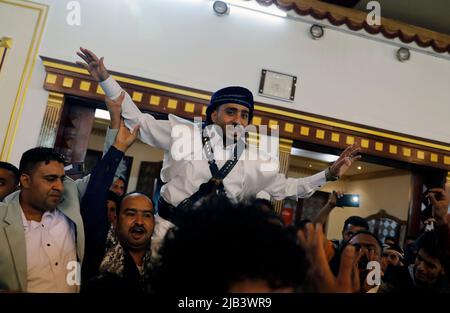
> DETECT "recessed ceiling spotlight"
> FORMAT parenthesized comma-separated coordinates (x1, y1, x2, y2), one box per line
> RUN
(310, 24, 324, 40)
(397, 47, 410, 62)
(213, 1, 229, 16)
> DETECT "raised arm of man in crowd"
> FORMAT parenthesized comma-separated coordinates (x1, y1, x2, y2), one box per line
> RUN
(77, 47, 171, 151)
(81, 118, 139, 283)
(428, 187, 450, 277)
(102, 93, 128, 181)
(313, 190, 341, 225)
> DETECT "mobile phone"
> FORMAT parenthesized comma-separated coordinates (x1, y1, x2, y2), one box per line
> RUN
(336, 194, 360, 207)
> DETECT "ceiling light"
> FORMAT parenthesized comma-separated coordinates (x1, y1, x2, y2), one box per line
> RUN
(224, 0, 287, 17)
(397, 47, 410, 62)
(308, 164, 313, 168)
(95, 109, 110, 120)
(290, 148, 339, 163)
(310, 24, 324, 40)
(213, 1, 229, 15)
(357, 166, 362, 170)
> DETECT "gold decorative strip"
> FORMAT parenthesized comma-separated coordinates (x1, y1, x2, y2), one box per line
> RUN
(42, 60, 211, 101)
(255, 105, 450, 152)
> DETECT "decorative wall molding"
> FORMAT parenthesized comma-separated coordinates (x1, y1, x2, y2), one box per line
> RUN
(274, 139, 294, 214)
(36, 91, 64, 147)
(41, 56, 450, 171)
(0, 0, 49, 161)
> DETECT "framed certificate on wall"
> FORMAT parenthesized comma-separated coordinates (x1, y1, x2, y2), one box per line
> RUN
(258, 69, 297, 102)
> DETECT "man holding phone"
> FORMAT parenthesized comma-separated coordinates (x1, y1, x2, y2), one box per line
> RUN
(313, 190, 368, 261)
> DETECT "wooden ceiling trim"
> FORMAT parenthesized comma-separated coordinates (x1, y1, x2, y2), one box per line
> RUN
(269, 0, 450, 54)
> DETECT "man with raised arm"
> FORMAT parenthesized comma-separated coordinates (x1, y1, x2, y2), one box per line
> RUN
(77, 47, 360, 225)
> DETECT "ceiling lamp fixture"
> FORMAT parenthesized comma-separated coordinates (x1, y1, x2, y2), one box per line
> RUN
(396, 47, 411, 62)
(310, 24, 324, 40)
(213, 1, 229, 16)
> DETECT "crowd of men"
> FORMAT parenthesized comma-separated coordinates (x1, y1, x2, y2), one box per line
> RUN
(0, 48, 448, 293)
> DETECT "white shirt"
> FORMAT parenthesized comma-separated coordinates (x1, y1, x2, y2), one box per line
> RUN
(21, 208, 78, 293)
(100, 77, 327, 206)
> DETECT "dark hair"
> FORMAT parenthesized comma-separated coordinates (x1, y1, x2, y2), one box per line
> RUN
(115, 176, 127, 184)
(19, 147, 66, 175)
(0, 161, 20, 184)
(152, 195, 303, 293)
(343, 215, 369, 232)
(107, 190, 122, 210)
(415, 231, 441, 260)
(345, 229, 383, 250)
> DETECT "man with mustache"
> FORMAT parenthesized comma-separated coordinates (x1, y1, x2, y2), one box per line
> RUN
(82, 192, 156, 293)
(77, 47, 361, 225)
(0, 121, 137, 292)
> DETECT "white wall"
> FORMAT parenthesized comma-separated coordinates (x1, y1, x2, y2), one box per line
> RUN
(6, 0, 450, 166)
(87, 129, 164, 192)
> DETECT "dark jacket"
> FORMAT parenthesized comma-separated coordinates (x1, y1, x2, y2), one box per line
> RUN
(80, 145, 124, 283)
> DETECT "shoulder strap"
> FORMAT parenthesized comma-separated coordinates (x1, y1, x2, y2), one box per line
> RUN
(202, 135, 245, 180)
